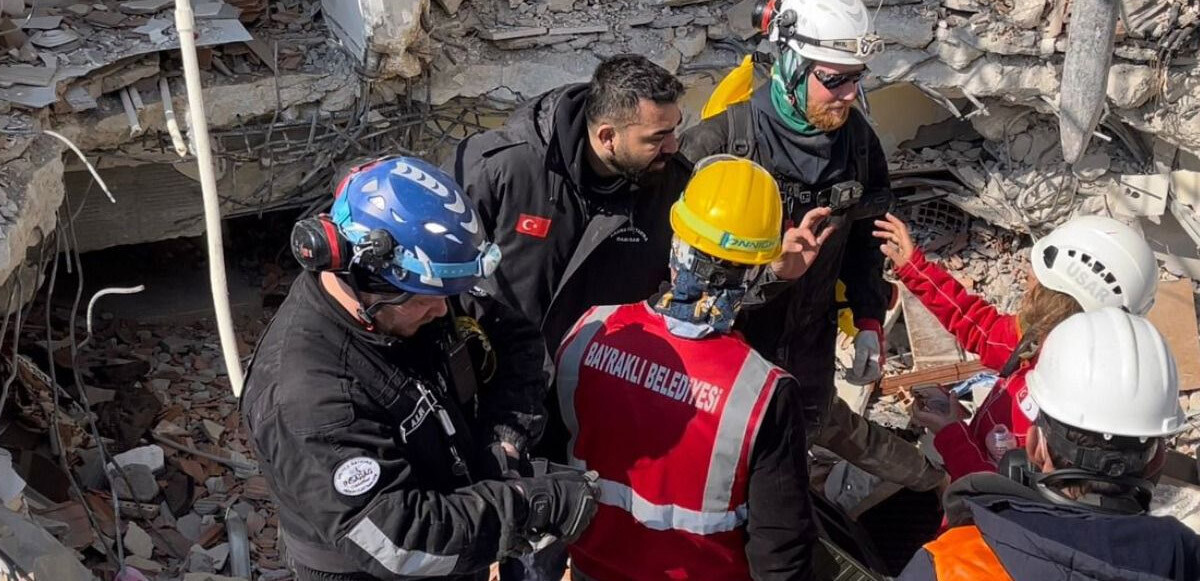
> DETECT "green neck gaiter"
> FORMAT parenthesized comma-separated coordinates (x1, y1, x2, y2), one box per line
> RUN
(769, 63, 821, 136)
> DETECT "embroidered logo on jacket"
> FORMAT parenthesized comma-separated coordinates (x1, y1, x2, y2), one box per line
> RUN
(333, 457, 381, 496)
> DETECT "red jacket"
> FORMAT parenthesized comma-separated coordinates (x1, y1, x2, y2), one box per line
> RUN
(895, 249, 1039, 482)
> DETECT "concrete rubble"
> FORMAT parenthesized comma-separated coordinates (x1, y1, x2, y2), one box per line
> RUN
(0, 292, 287, 578)
(0, 0, 1196, 574)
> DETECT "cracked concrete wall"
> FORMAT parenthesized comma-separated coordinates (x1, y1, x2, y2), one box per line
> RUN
(0, 136, 64, 312)
(57, 72, 357, 152)
(418, 0, 1199, 159)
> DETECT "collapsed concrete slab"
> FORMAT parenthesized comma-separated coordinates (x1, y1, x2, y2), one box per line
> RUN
(322, 0, 430, 79)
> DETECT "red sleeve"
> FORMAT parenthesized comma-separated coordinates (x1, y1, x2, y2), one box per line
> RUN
(932, 422, 995, 482)
(895, 248, 1021, 371)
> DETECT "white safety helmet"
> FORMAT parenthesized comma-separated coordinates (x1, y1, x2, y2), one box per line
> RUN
(1027, 308, 1185, 438)
(763, 0, 883, 66)
(1031, 215, 1158, 315)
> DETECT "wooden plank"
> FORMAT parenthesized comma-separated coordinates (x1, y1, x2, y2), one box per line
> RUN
(1146, 279, 1200, 392)
(1161, 449, 1199, 486)
(901, 287, 967, 370)
(881, 360, 988, 396)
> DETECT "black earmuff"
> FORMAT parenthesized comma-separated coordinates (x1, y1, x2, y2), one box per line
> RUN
(291, 215, 352, 272)
(290, 214, 404, 282)
(751, 0, 777, 34)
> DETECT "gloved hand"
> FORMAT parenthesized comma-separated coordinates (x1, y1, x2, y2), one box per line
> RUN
(846, 319, 884, 385)
(481, 442, 532, 480)
(511, 470, 599, 548)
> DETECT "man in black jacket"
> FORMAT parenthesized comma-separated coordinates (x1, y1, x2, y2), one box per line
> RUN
(445, 52, 691, 581)
(679, 0, 946, 494)
(242, 157, 598, 580)
(447, 55, 691, 363)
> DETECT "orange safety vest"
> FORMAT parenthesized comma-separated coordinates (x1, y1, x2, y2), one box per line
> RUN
(923, 526, 1014, 581)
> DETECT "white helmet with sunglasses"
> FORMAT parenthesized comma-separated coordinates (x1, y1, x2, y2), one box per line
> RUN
(756, 0, 884, 67)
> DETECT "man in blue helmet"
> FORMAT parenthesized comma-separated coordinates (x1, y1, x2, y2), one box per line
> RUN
(241, 156, 599, 581)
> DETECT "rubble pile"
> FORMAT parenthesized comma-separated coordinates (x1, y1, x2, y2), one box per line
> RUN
(0, 302, 287, 580)
(422, 0, 756, 104)
(0, 0, 340, 111)
(898, 202, 1031, 312)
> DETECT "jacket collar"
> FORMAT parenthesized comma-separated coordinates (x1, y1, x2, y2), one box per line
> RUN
(946, 474, 1192, 581)
(294, 271, 402, 348)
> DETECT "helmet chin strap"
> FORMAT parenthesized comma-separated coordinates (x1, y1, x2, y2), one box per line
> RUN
(345, 267, 413, 330)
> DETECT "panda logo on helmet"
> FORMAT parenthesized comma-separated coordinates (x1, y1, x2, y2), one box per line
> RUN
(290, 156, 502, 298)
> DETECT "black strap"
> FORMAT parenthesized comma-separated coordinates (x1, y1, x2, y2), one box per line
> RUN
(998, 333, 1036, 378)
(725, 100, 756, 159)
(850, 112, 871, 185)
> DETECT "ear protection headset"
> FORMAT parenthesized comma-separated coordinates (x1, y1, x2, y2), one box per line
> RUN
(291, 213, 412, 327)
(290, 214, 398, 279)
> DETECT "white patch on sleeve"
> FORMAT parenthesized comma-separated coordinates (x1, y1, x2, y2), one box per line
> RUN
(334, 457, 381, 496)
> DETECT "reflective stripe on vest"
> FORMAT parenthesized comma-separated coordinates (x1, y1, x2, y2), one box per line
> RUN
(924, 526, 1014, 581)
(556, 303, 783, 534)
(593, 475, 748, 534)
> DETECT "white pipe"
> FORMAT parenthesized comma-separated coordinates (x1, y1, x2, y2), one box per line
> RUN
(160, 77, 189, 158)
(41, 130, 116, 204)
(87, 285, 144, 338)
(174, 0, 246, 397)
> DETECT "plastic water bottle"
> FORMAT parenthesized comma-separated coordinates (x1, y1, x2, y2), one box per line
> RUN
(986, 424, 1018, 462)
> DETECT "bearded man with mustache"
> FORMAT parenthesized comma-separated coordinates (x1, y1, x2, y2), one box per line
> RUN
(679, 0, 948, 520)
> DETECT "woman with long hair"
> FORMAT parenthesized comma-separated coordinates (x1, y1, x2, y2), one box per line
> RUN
(873, 213, 1159, 481)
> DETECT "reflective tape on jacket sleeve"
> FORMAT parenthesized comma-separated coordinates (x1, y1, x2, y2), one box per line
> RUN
(347, 517, 460, 577)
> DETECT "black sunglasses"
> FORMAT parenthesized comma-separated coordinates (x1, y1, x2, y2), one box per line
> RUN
(812, 68, 867, 90)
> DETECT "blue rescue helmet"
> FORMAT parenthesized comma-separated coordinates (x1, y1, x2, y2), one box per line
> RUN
(329, 156, 501, 296)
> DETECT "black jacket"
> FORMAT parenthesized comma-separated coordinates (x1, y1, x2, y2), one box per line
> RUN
(744, 381, 818, 580)
(446, 83, 693, 354)
(677, 92, 946, 492)
(899, 472, 1200, 581)
(679, 90, 893, 372)
(242, 273, 539, 580)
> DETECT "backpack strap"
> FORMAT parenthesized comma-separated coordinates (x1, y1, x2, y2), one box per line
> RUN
(998, 333, 1036, 378)
(724, 100, 756, 159)
(851, 111, 872, 183)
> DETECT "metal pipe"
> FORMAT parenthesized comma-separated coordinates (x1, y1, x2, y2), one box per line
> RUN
(174, 0, 246, 397)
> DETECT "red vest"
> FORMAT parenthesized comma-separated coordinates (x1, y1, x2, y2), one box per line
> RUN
(555, 303, 787, 580)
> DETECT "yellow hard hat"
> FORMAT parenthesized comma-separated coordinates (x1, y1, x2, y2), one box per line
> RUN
(670, 155, 783, 265)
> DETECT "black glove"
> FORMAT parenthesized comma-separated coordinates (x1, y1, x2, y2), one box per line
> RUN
(480, 442, 533, 480)
(512, 470, 599, 545)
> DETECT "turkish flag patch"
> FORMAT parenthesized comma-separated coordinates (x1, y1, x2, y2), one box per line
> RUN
(516, 214, 552, 238)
